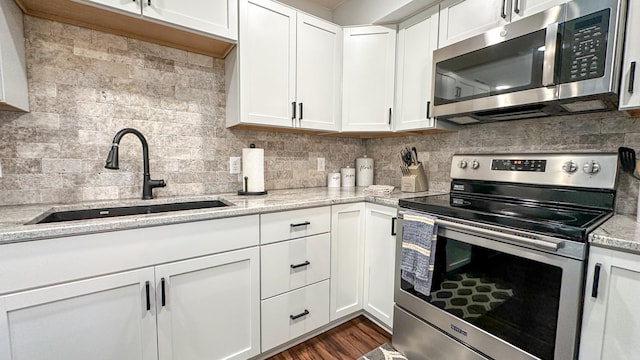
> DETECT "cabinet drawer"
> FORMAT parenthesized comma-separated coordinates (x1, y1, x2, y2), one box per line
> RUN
(261, 207, 330, 244)
(261, 233, 330, 299)
(261, 280, 330, 352)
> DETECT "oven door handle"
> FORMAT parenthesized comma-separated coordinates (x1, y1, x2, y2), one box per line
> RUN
(436, 218, 561, 251)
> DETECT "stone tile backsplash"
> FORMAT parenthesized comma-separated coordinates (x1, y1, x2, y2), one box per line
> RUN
(365, 112, 640, 215)
(1, 16, 639, 216)
(0, 16, 365, 206)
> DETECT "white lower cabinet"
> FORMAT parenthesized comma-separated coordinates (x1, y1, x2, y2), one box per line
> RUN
(156, 247, 260, 360)
(330, 203, 365, 320)
(0, 268, 158, 360)
(261, 280, 330, 351)
(0, 247, 260, 360)
(261, 233, 331, 299)
(363, 203, 397, 329)
(0, 216, 261, 360)
(579, 246, 640, 360)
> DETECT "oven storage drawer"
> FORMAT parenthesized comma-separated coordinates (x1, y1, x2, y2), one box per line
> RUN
(261, 279, 330, 351)
(261, 207, 331, 245)
(393, 305, 489, 360)
(260, 233, 331, 299)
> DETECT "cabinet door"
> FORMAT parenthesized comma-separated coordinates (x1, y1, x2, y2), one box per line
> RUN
(395, 6, 439, 131)
(296, 14, 342, 131)
(439, 0, 508, 48)
(363, 203, 397, 329)
(0, 0, 29, 111)
(143, 0, 238, 40)
(156, 247, 260, 360)
(77, 0, 142, 15)
(330, 203, 365, 320)
(580, 246, 640, 360)
(342, 26, 396, 132)
(0, 268, 157, 360)
(619, 0, 640, 110)
(240, 0, 296, 127)
(510, 0, 567, 22)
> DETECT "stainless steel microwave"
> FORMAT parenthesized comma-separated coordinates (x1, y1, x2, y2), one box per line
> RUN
(432, 0, 627, 124)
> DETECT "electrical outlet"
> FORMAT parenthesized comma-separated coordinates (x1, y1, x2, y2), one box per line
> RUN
(230, 157, 241, 174)
(317, 157, 325, 172)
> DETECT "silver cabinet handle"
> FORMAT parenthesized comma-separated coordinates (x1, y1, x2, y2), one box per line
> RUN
(514, 0, 520, 14)
(501, 0, 507, 18)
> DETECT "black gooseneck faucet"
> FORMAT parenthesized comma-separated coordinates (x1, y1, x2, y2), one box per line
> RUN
(105, 128, 166, 200)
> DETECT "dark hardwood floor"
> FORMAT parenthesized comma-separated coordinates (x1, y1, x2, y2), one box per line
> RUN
(267, 316, 391, 360)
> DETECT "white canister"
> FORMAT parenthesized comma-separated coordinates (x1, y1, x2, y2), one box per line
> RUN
(341, 167, 356, 187)
(356, 155, 374, 187)
(327, 172, 341, 188)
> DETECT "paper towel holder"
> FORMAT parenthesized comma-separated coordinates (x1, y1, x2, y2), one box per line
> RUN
(238, 144, 268, 196)
(238, 175, 268, 196)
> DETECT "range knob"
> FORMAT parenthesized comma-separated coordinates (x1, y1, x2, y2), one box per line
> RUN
(583, 160, 601, 175)
(471, 160, 480, 169)
(562, 161, 578, 173)
(458, 160, 468, 169)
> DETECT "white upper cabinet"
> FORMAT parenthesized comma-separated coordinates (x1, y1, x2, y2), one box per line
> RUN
(230, 0, 342, 131)
(439, 0, 508, 48)
(79, 0, 141, 15)
(439, 0, 566, 48)
(510, 0, 567, 22)
(0, 0, 29, 112)
(342, 25, 397, 132)
(296, 14, 343, 131)
(143, 0, 238, 40)
(240, 0, 297, 128)
(79, 0, 238, 40)
(619, 0, 640, 110)
(394, 6, 439, 131)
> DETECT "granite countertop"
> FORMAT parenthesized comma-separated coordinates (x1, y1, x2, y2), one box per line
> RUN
(590, 214, 640, 255)
(0, 187, 443, 245)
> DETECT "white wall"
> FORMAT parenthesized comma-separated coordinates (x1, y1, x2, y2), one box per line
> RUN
(333, 0, 437, 25)
(278, 0, 333, 20)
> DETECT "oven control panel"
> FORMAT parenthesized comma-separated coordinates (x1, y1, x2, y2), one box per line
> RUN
(451, 153, 617, 189)
(491, 159, 547, 172)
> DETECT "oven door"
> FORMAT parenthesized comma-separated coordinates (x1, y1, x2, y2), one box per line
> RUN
(394, 212, 583, 360)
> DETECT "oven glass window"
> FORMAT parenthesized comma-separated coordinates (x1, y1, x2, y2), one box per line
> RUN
(400, 236, 562, 360)
(434, 29, 546, 106)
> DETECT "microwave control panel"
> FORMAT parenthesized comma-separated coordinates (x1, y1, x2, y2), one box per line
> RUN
(559, 9, 610, 84)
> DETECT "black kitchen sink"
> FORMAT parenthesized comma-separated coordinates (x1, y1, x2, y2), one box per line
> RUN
(30, 200, 232, 224)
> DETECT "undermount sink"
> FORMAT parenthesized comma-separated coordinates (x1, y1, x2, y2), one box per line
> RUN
(30, 200, 232, 224)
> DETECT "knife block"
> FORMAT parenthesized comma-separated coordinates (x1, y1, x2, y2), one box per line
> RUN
(401, 163, 428, 192)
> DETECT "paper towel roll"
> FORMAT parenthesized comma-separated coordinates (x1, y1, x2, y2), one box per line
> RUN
(242, 146, 265, 193)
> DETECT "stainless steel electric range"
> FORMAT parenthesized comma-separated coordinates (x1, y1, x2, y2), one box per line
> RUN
(393, 152, 617, 360)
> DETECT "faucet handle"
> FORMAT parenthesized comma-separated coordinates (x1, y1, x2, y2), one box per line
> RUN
(150, 179, 166, 188)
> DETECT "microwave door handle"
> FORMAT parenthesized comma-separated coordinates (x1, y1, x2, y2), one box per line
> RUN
(542, 23, 560, 87)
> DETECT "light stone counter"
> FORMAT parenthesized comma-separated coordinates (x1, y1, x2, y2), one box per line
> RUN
(0, 187, 443, 245)
(590, 215, 640, 255)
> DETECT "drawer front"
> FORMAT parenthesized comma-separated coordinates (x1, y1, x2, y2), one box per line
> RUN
(261, 280, 330, 352)
(261, 207, 331, 244)
(261, 233, 330, 299)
